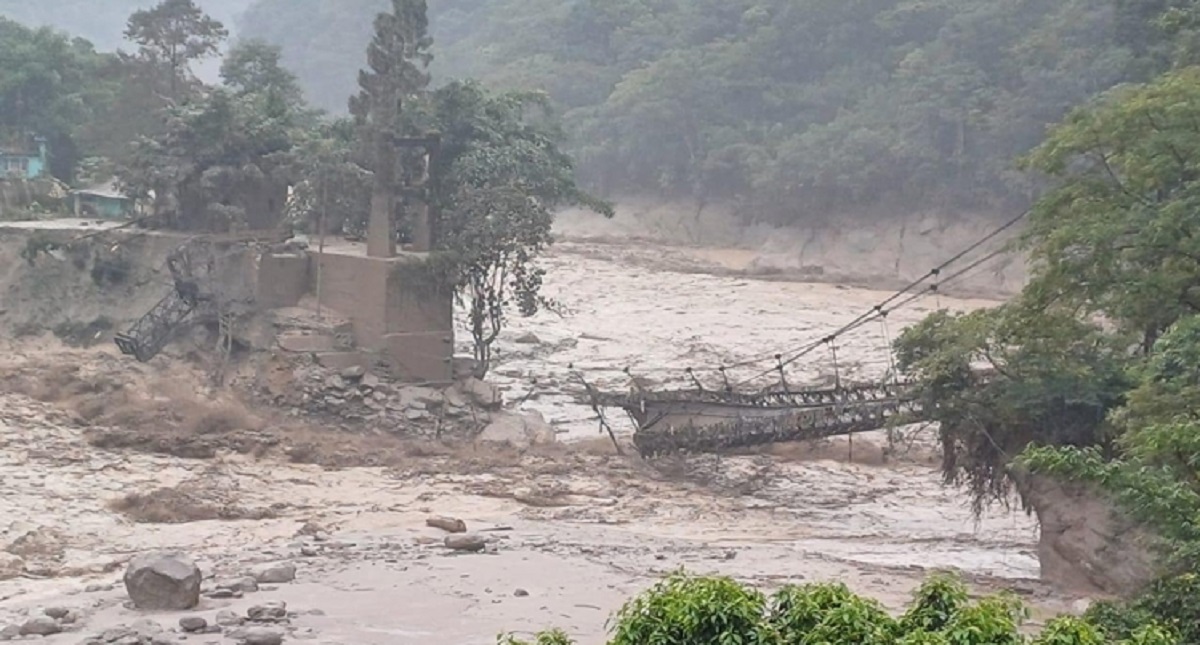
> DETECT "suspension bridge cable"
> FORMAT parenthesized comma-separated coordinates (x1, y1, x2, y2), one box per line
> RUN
(730, 244, 1013, 388)
(726, 209, 1030, 377)
(618, 212, 1027, 386)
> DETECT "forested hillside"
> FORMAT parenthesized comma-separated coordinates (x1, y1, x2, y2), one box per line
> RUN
(0, 0, 249, 50)
(237, 0, 1178, 223)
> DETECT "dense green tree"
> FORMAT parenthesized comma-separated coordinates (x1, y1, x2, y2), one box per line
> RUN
(895, 305, 1132, 512)
(220, 39, 304, 109)
(124, 0, 228, 98)
(116, 87, 294, 231)
(0, 18, 121, 181)
(285, 118, 370, 236)
(891, 19, 1200, 634)
(895, 62, 1200, 510)
(1018, 66, 1200, 351)
(423, 81, 612, 376)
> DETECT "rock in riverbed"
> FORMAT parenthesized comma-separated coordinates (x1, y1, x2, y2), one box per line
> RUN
(123, 552, 202, 610)
(251, 562, 296, 584)
(426, 516, 467, 533)
(444, 534, 487, 553)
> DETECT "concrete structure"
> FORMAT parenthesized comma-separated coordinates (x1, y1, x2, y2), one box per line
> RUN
(257, 243, 453, 383)
(366, 135, 440, 258)
(0, 219, 453, 384)
(72, 182, 134, 219)
(0, 136, 47, 179)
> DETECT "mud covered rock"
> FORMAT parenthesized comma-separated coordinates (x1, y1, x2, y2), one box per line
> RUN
(235, 627, 284, 645)
(457, 377, 502, 410)
(178, 616, 207, 633)
(478, 411, 557, 449)
(43, 607, 70, 619)
(123, 552, 202, 610)
(250, 562, 296, 584)
(0, 553, 23, 580)
(215, 610, 244, 627)
(247, 601, 288, 622)
(444, 534, 487, 553)
(426, 516, 467, 533)
(19, 616, 61, 636)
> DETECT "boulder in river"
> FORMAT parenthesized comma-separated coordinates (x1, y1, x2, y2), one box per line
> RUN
(123, 552, 202, 610)
(251, 562, 296, 584)
(444, 534, 487, 553)
(478, 411, 557, 449)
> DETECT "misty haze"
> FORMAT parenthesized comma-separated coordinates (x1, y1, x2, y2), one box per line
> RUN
(0, 0, 1196, 643)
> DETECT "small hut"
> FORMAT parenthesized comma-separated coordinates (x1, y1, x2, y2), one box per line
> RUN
(72, 181, 134, 219)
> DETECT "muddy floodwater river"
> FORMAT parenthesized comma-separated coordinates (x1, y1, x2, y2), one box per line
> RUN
(0, 236, 1073, 645)
(474, 240, 1003, 440)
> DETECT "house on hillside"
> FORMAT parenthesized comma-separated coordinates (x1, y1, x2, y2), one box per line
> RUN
(0, 135, 48, 179)
(72, 181, 134, 219)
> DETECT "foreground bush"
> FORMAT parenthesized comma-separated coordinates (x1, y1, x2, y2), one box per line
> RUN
(499, 571, 1178, 645)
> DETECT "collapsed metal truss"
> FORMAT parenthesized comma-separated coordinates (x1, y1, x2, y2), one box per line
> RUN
(114, 236, 250, 363)
(596, 380, 917, 428)
(114, 290, 197, 362)
(630, 394, 922, 458)
(594, 379, 928, 458)
(591, 368, 999, 458)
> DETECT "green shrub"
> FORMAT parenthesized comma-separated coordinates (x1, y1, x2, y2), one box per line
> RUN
(934, 594, 1026, 645)
(497, 629, 575, 645)
(899, 573, 972, 633)
(514, 571, 1174, 645)
(1128, 574, 1200, 644)
(769, 582, 859, 638)
(801, 594, 897, 645)
(898, 632, 952, 645)
(1083, 600, 1157, 641)
(1034, 616, 1106, 645)
(607, 571, 776, 645)
(1122, 624, 1181, 645)
(769, 582, 896, 645)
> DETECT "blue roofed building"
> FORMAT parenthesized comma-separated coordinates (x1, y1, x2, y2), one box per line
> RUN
(0, 135, 48, 179)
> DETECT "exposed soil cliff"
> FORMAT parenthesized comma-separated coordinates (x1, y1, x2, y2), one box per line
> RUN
(555, 197, 1026, 297)
(0, 223, 178, 343)
(1016, 474, 1162, 596)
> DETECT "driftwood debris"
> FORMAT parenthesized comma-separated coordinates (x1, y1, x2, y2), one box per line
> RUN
(426, 516, 467, 534)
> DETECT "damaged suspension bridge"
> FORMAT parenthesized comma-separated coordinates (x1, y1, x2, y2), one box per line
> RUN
(586, 211, 1025, 459)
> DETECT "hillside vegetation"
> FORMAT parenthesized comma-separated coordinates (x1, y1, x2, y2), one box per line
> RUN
(0, 0, 249, 49)
(237, 0, 1182, 224)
